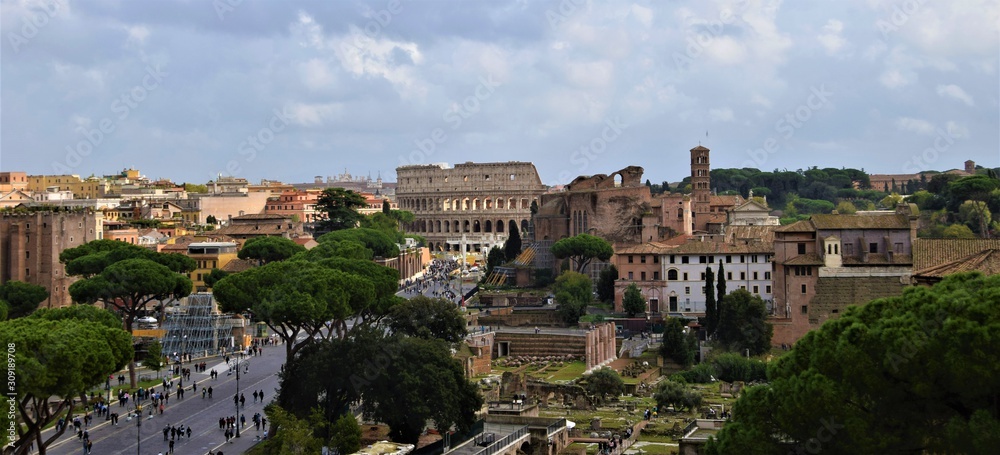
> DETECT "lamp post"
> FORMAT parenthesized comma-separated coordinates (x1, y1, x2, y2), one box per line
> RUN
(229, 357, 250, 438)
(105, 378, 111, 421)
(129, 399, 147, 455)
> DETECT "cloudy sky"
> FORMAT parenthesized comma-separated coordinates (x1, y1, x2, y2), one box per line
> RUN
(1, 0, 997, 186)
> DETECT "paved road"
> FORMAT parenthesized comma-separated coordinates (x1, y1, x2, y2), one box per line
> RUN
(45, 345, 285, 455)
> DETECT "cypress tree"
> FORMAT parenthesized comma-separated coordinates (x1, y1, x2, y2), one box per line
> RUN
(505, 221, 522, 262)
(705, 266, 716, 337)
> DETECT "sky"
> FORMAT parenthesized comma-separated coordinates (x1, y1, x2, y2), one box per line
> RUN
(1, 0, 998, 187)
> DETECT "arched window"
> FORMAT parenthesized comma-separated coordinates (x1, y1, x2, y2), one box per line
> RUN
(667, 269, 678, 280)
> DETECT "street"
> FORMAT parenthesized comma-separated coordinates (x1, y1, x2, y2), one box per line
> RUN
(43, 345, 285, 455)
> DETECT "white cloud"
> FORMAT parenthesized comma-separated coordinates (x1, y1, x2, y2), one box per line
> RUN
(709, 107, 734, 122)
(286, 102, 344, 127)
(936, 84, 975, 106)
(124, 25, 150, 47)
(880, 68, 914, 89)
(630, 4, 653, 28)
(945, 121, 970, 139)
(895, 117, 935, 135)
(817, 19, 846, 55)
(750, 94, 772, 108)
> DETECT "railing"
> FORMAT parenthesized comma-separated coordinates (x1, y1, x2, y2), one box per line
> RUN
(471, 426, 528, 455)
(546, 418, 567, 437)
(681, 419, 698, 438)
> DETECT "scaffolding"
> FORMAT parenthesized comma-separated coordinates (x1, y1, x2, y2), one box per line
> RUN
(159, 293, 241, 359)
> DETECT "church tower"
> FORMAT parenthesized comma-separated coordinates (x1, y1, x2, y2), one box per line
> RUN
(690, 145, 710, 230)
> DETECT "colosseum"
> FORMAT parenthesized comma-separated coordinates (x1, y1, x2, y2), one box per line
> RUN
(395, 162, 546, 253)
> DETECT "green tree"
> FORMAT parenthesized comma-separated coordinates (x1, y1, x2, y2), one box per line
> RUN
(329, 413, 362, 455)
(958, 200, 993, 237)
(660, 317, 695, 367)
(622, 283, 645, 317)
(0, 300, 7, 321)
(382, 199, 391, 214)
(206, 214, 218, 224)
(596, 265, 618, 304)
(707, 273, 1000, 454)
(880, 192, 903, 209)
(653, 380, 703, 413)
(586, 367, 625, 404)
(505, 221, 522, 262)
(60, 239, 195, 278)
(554, 271, 592, 324)
(203, 268, 230, 288)
(530, 199, 539, 215)
(184, 183, 209, 193)
(238, 236, 307, 264)
(297, 240, 374, 262)
(715, 289, 771, 356)
(360, 336, 483, 443)
(213, 260, 376, 360)
(704, 266, 717, 337)
(1, 307, 132, 454)
(0, 281, 48, 319)
(316, 188, 367, 233)
(550, 234, 614, 273)
(317, 228, 400, 258)
(484, 247, 506, 277)
(835, 200, 857, 214)
(259, 404, 324, 455)
(385, 295, 466, 342)
(145, 340, 165, 378)
(68, 258, 192, 386)
(943, 223, 977, 238)
(715, 262, 726, 334)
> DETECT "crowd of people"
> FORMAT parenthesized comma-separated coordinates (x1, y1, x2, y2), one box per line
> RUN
(400, 258, 466, 304)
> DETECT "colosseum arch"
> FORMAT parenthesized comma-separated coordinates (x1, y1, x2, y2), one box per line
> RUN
(473, 220, 481, 233)
(484, 220, 492, 232)
(496, 219, 504, 232)
(473, 198, 480, 211)
(507, 198, 515, 210)
(485, 198, 493, 209)
(463, 220, 471, 232)
(435, 220, 442, 232)
(496, 198, 505, 209)
(521, 219, 529, 233)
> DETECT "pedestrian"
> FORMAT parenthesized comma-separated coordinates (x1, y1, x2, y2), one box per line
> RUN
(240, 414, 246, 427)
(163, 425, 169, 441)
(219, 417, 225, 429)
(186, 426, 191, 438)
(85, 439, 93, 454)
(208, 386, 213, 398)
(252, 390, 258, 403)
(168, 439, 174, 454)
(239, 393, 245, 408)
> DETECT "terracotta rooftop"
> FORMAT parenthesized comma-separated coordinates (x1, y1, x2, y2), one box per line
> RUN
(668, 239, 773, 254)
(229, 213, 289, 221)
(810, 213, 910, 230)
(725, 225, 776, 245)
(842, 254, 912, 266)
(783, 253, 825, 265)
(775, 220, 815, 233)
(221, 258, 257, 273)
(214, 224, 296, 237)
(912, 238, 1000, 271)
(913, 249, 1000, 279)
(709, 195, 743, 206)
(616, 242, 675, 255)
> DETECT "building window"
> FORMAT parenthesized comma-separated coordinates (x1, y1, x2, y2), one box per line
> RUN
(801, 284, 807, 294)
(727, 272, 733, 280)
(726, 255, 732, 263)
(765, 271, 771, 280)
(801, 305, 808, 314)
(701, 286, 706, 294)
(628, 272, 634, 280)
(753, 285, 759, 294)
(700, 272, 706, 281)
(699, 256, 707, 263)
(797, 243, 806, 254)
(766, 285, 772, 294)
(709, 256, 715, 263)
(25, 269, 29, 277)
(683, 272, 688, 280)
(670, 255, 675, 264)
(25, 251, 29, 259)
(740, 272, 746, 280)
(685, 287, 690, 295)
(894, 243, 903, 253)
(640, 255, 646, 264)
(641, 272, 647, 281)
(681, 256, 689, 264)
(653, 271, 660, 280)
(753, 272, 759, 280)
(844, 243, 853, 255)
(869, 242, 878, 253)
(653, 255, 659, 264)
(628, 255, 634, 264)
(667, 269, 678, 280)
(740, 255, 745, 263)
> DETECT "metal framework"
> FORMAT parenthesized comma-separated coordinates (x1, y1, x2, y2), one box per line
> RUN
(159, 293, 237, 359)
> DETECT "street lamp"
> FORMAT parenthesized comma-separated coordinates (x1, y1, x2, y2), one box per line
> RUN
(229, 357, 250, 438)
(128, 399, 147, 455)
(105, 378, 111, 421)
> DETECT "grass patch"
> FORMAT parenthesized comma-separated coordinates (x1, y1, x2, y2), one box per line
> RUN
(541, 361, 587, 381)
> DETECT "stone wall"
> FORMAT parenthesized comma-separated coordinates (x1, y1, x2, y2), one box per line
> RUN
(479, 310, 565, 327)
(479, 291, 547, 307)
(0, 210, 103, 309)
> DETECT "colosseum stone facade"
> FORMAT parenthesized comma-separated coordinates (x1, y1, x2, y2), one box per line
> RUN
(395, 162, 546, 253)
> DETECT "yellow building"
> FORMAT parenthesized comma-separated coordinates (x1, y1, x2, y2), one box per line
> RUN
(27, 175, 114, 199)
(185, 242, 239, 291)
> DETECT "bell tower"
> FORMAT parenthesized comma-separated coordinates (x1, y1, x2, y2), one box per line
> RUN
(690, 145, 710, 230)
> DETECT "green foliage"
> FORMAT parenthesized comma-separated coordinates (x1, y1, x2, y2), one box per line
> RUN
(60, 239, 196, 278)
(554, 271, 592, 324)
(386, 295, 466, 342)
(660, 317, 695, 367)
(550, 234, 614, 273)
(880, 192, 903, 209)
(0, 300, 7, 321)
(382, 199, 391, 214)
(203, 268, 230, 288)
(586, 367, 625, 403)
(69, 258, 193, 328)
(709, 353, 767, 383)
(704, 266, 717, 336)
(834, 200, 857, 214)
(485, 247, 506, 276)
(329, 413, 362, 455)
(259, 403, 324, 455)
(238, 236, 307, 264)
(184, 183, 208, 193)
(790, 197, 836, 215)
(707, 273, 1000, 454)
(675, 363, 716, 384)
(958, 200, 992, 236)
(622, 283, 645, 317)
(318, 228, 400, 258)
(316, 188, 367, 233)
(315, 256, 401, 317)
(359, 212, 408, 244)
(596, 265, 618, 304)
(144, 340, 164, 374)
(715, 289, 772, 356)
(653, 380, 703, 413)
(206, 214, 218, 224)
(533, 269, 555, 288)
(0, 280, 48, 319)
(297, 240, 374, 261)
(505, 221, 522, 262)
(530, 199, 539, 215)
(0, 310, 133, 452)
(31, 304, 121, 329)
